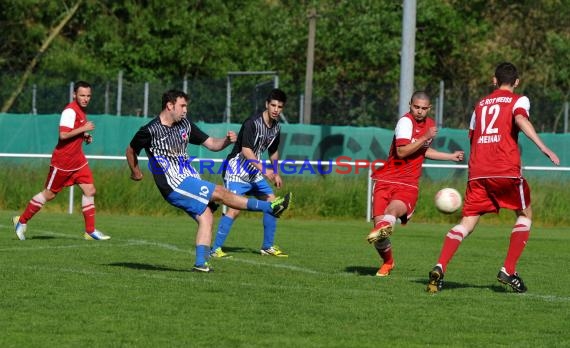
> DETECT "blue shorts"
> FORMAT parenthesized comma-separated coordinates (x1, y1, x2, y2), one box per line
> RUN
(166, 177, 216, 219)
(225, 179, 273, 198)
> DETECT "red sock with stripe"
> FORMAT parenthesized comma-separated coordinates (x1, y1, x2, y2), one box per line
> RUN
(437, 225, 469, 272)
(82, 195, 96, 233)
(20, 192, 47, 223)
(503, 217, 531, 275)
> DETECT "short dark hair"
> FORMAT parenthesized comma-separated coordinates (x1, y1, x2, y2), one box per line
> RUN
(74, 81, 91, 92)
(410, 91, 430, 104)
(162, 89, 188, 110)
(266, 88, 287, 104)
(495, 62, 519, 86)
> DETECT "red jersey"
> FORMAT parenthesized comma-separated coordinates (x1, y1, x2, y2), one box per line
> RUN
(372, 113, 435, 188)
(50, 101, 88, 171)
(468, 89, 530, 180)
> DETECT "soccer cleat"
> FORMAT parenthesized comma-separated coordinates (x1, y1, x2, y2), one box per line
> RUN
(84, 229, 111, 241)
(426, 266, 444, 293)
(12, 216, 27, 241)
(210, 247, 232, 259)
(375, 262, 395, 277)
(270, 192, 292, 218)
(497, 267, 527, 293)
(367, 220, 393, 243)
(192, 262, 213, 273)
(260, 245, 288, 257)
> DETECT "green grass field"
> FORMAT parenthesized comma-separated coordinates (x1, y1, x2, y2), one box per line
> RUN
(1, 210, 569, 347)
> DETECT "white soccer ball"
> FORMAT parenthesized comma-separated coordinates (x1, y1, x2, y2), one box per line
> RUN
(434, 188, 462, 214)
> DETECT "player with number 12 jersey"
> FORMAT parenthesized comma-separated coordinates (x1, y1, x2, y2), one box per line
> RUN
(468, 89, 530, 180)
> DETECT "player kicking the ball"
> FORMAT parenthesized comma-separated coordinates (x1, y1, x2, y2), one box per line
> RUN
(426, 62, 560, 293)
(367, 91, 464, 277)
(126, 89, 292, 273)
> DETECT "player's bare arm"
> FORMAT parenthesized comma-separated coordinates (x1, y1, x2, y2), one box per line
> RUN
(59, 121, 95, 140)
(126, 145, 143, 181)
(268, 151, 282, 187)
(515, 115, 560, 165)
(241, 147, 265, 174)
(426, 148, 464, 162)
(201, 131, 237, 152)
(396, 126, 438, 158)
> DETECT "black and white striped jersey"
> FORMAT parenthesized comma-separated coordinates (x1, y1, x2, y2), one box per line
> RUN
(224, 112, 280, 183)
(130, 117, 209, 198)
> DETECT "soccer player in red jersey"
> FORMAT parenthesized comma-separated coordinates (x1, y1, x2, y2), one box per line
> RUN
(12, 81, 111, 241)
(367, 91, 464, 277)
(426, 62, 560, 293)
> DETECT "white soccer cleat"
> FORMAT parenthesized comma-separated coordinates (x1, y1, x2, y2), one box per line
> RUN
(12, 216, 27, 240)
(84, 229, 111, 241)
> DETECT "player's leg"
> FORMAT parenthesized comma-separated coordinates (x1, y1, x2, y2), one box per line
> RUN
(77, 166, 110, 240)
(211, 185, 291, 218)
(496, 178, 531, 292)
(193, 208, 215, 272)
(165, 177, 217, 272)
(210, 181, 247, 258)
(253, 181, 287, 257)
(13, 166, 61, 240)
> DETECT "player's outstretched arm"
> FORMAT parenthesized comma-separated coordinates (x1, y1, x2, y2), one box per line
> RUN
(425, 148, 464, 162)
(126, 145, 143, 181)
(515, 115, 560, 165)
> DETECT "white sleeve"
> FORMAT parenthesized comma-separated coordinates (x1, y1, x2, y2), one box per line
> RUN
(60, 108, 77, 129)
(394, 117, 413, 140)
(469, 110, 476, 131)
(513, 96, 530, 118)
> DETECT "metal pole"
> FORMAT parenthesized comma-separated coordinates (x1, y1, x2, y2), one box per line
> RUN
(143, 82, 149, 117)
(105, 82, 110, 114)
(116, 70, 123, 116)
(367, 167, 373, 222)
(273, 74, 279, 88)
(303, 8, 317, 124)
(69, 82, 74, 102)
(32, 84, 37, 115)
(226, 75, 231, 123)
(564, 102, 568, 133)
(183, 75, 188, 94)
(438, 80, 444, 128)
(398, 0, 417, 117)
(299, 94, 305, 124)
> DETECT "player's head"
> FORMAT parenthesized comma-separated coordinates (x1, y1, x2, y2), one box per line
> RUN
(494, 62, 519, 88)
(73, 81, 92, 109)
(266, 89, 287, 104)
(161, 89, 188, 121)
(408, 91, 431, 122)
(265, 89, 287, 121)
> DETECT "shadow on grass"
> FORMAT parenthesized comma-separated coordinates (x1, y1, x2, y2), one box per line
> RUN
(108, 262, 190, 272)
(410, 279, 513, 293)
(344, 266, 378, 276)
(29, 236, 57, 240)
(223, 246, 260, 255)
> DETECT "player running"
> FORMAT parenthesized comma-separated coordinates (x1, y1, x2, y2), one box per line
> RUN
(12, 81, 110, 241)
(426, 62, 560, 293)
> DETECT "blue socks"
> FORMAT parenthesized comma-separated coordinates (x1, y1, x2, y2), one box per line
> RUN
(262, 212, 277, 249)
(212, 215, 235, 251)
(195, 244, 210, 266)
(246, 198, 272, 213)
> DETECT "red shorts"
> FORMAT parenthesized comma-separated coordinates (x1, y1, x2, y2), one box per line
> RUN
(463, 178, 531, 216)
(44, 164, 94, 193)
(372, 180, 418, 224)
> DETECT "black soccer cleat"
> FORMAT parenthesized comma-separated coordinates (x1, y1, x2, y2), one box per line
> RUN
(497, 267, 527, 293)
(270, 192, 292, 218)
(426, 265, 444, 293)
